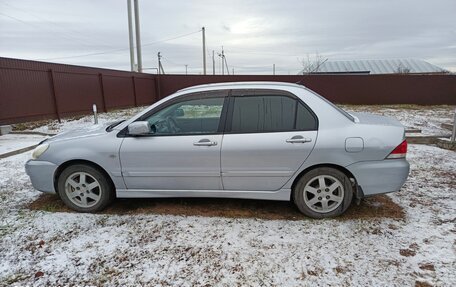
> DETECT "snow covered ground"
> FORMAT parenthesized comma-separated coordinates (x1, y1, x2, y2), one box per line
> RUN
(342, 105, 455, 136)
(1, 105, 455, 286)
(0, 134, 48, 157)
(0, 148, 454, 285)
(13, 107, 144, 135)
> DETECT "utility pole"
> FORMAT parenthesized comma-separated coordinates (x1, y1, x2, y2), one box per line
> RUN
(185, 64, 188, 75)
(133, 0, 142, 73)
(217, 47, 229, 75)
(232, 68, 234, 75)
(273, 64, 275, 75)
(212, 50, 215, 75)
(219, 47, 225, 75)
(202, 27, 206, 75)
(127, 0, 135, 72)
(157, 52, 165, 74)
(224, 54, 229, 75)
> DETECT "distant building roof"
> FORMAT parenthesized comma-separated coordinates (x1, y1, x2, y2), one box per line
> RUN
(301, 59, 447, 75)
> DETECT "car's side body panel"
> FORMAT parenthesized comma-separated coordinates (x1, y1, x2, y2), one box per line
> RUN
(345, 159, 409, 196)
(221, 131, 317, 191)
(276, 86, 409, 194)
(25, 160, 58, 192)
(27, 128, 126, 193)
(115, 188, 291, 201)
(119, 134, 223, 190)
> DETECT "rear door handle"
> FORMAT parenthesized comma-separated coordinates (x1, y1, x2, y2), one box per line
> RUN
(193, 139, 217, 146)
(286, 135, 312, 143)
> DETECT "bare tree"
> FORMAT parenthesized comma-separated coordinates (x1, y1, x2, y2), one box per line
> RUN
(395, 63, 411, 74)
(301, 53, 328, 74)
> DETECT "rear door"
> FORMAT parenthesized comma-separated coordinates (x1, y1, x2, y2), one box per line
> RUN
(221, 89, 318, 191)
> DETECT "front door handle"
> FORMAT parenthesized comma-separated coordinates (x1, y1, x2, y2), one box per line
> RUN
(193, 139, 217, 146)
(286, 135, 312, 143)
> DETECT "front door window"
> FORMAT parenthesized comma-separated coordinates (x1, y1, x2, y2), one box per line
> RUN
(145, 97, 224, 135)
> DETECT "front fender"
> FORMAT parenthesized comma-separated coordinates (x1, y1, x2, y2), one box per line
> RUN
(38, 134, 126, 190)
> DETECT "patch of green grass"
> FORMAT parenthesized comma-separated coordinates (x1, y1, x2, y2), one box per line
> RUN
(12, 119, 53, 131)
(41, 202, 60, 212)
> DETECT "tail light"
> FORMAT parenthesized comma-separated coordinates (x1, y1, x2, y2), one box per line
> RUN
(386, 140, 407, 159)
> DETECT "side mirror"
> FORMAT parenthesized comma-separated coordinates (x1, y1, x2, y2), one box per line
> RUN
(128, 121, 151, 136)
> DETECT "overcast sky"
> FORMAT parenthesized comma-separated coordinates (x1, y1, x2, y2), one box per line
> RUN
(1, 0, 455, 74)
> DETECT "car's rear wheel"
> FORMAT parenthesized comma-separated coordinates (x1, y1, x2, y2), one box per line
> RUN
(57, 164, 114, 212)
(293, 167, 353, 218)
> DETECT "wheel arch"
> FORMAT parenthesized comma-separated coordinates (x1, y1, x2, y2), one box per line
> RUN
(53, 159, 116, 194)
(290, 163, 357, 198)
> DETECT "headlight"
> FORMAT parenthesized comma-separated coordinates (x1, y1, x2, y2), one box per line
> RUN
(31, 144, 49, 159)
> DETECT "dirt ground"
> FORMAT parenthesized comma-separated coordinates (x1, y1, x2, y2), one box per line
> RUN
(28, 193, 405, 221)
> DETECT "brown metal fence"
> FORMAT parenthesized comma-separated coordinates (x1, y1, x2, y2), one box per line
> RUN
(1, 57, 455, 124)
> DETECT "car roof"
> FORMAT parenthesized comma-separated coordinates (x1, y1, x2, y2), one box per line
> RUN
(177, 81, 307, 93)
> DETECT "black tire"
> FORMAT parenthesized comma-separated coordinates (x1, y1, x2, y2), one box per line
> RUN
(57, 164, 115, 212)
(293, 167, 353, 219)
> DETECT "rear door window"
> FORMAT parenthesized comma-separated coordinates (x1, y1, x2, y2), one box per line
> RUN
(228, 94, 317, 133)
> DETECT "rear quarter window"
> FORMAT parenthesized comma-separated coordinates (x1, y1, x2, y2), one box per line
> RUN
(296, 102, 318, 130)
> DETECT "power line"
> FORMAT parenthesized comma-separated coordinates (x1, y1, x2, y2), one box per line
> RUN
(0, 3, 201, 65)
(0, 11, 108, 51)
(34, 30, 202, 61)
(0, 10, 88, 46)
(0, 1, 111, 49)
(161, 55, 184, 66)
(122, 29, 203, 49)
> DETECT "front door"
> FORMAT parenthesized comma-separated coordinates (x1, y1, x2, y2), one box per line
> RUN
(120, 93, 227, 191)
(221, 91, 318, 191)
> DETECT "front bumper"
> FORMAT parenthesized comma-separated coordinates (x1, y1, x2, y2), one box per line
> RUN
(25, 159, 58, 193)
(346, 159, 410, 196)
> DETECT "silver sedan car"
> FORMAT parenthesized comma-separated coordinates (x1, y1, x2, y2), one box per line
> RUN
(25, 82, 409, 218)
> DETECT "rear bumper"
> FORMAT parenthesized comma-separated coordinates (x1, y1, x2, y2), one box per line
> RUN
(25, 160, 57, 193)
(346, 159, 410, 196)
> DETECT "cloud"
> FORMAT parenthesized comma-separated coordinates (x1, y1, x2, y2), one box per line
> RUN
(0, 0, 455, 73)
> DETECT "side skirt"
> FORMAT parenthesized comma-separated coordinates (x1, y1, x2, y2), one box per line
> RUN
(116, 188, 291, 201)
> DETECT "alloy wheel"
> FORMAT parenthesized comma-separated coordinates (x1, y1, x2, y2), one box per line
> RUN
(64, 172, 102, 208)
(303, 175, 345, 213)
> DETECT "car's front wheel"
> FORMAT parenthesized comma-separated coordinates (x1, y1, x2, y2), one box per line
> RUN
(57, 164, 114, 212)
(293, 167, 353, 218)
